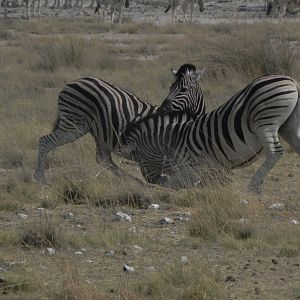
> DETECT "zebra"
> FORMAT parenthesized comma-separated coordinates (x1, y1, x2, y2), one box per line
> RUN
(94, 0, 129, 24)
(267, 0, 300, 19)
(34, 64, 206, 184)
(121, 75, 300, 193)
(164, 0, 205, 23)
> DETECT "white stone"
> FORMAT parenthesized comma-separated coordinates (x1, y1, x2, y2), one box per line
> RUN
(46, 247, 55, 256)
(80, 248, 87, 252)
(123, 264, 135, 272)
(239, 218, 249, 224)
(105, 250, 115, 256)
(116, 211, 132, 222)
(63, 212, 74, 219)
(37, 208, 45, 213)
(149, 204, 160, 209)
(160, 217, 173, 225)
(86, 259, 93, 263)
(133, 245, 143, 251)
(240, 199, 249, 205)
(290, 219, 300, 225)
(75, 251, 83, 255)
(17, 213, 28, 219)
(269, 203, 284, 210)
(181, 256, 188, 263)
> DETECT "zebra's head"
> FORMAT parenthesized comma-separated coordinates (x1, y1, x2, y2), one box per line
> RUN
(160, 64, 206, 116)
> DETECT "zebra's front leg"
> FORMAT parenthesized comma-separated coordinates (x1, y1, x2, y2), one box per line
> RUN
(248, 131, 283, 194)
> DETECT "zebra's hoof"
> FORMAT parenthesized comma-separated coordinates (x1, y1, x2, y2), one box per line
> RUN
(34, 171, 47, 185)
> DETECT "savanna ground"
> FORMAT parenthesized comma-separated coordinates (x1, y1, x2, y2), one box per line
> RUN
(0, 9, 300, 300)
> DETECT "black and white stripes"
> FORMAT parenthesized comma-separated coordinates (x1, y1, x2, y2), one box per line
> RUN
(34, 64, 206, 183)
(122, 75, 300, 192)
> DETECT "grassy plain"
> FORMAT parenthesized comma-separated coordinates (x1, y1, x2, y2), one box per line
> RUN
(0, 18, 300, 299)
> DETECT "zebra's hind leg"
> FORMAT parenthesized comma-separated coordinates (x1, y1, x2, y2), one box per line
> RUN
(248, 129, 283, 194)
(279, 101, 300, 156)
(34, 116, 89, 184)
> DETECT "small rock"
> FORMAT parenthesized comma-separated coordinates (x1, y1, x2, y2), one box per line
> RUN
(145, 266, 155, 272)
(63, 212, 74, 219)
(148, 204, 160, 210)
(290, 219, 300, 225)
(75, 251, 83, 255)
(181, 256, 188, 263)
(133, 245, 143, 251)
(105, 250, 115, 257)
(293, 263, 300, 267)
(0, 168, 7, 173)
(225, 276, 236, 282)
(240, 199, 249, 205)
(123, 264, 135, 272)
(80, 248, 87, 252)
(0, 267, 5, 272)
(271, 259, 278, 265)
(269, 203, 284, 210)
(116, 211, 132, 222)
(17, 213, 28, 219)
(174, 216, 189, 221)
(86, 259, 93, 263)
(46, 247, 55, 256)
(36, 208, 45, 213)
(160, 217, 173, 225)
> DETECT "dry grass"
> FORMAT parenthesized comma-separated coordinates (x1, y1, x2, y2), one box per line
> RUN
(0, 18, 299, 300)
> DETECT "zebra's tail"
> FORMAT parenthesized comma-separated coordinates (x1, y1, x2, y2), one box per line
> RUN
(164, 0, 172, 13)
(125, 0, 129, 8)
(266, 0, 273, 15)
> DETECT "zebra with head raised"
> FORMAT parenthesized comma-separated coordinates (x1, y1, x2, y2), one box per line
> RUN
(34, 64, 206, 184)
(121, 75, 300, 193)
(164, 0, 205, 23)
(94, 0, 130, 23)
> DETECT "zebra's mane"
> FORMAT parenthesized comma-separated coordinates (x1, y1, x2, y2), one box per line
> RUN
(176, 64, 197, 78)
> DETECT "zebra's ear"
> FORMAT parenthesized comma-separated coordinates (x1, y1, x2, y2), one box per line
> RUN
(171, 68, 178, 76)
(192, 67, 205, 83)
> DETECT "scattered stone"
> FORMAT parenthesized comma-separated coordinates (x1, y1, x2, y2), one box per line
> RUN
(269, 203, 284, 210)
(116, 211, 132, 222)
(36, 207, 45, 213)
(270, 267, 276, 271)
(123, 264, 135, 272)
(280, 277, 285, 281)
(17, 213, 28, 219)
(0, 267, 5, 272)
(75, 251, 83, 255)
(290, 220, 300, 225)
(240, 199, 249, 205)
(271, 259, 278, 265)
(145, 266, 155, 272)
(293, 263, 300, 267)
(160, 217, 173, 225)
(80, 248, 87, 252)
(148, 204, 160, 210)
(181, 256, 188, 263)
(105, 250, 115, 257)
(133, 245, 143, 251)
(63, 211, 74, 219)
(86, 260, 93, 263)
(0, 168, 7, 173)
(46, 247, 55, 256)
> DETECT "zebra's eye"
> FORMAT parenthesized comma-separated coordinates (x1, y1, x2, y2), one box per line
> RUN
(181, 87, 188, 93)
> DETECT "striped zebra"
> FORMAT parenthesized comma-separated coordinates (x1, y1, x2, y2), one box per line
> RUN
(94, 0, 129, 23)
(121, 75, 300, 193)
(164, 0, 205, 23)
(267, 0, 300, 19)
(34, 64, 206, 183)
